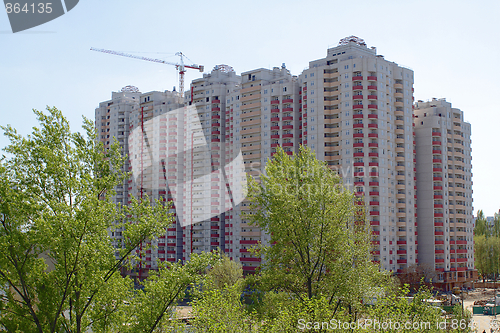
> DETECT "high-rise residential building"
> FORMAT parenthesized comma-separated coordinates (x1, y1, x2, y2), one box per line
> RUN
(299, 36, 416, 273)
(95, 85, 141, 255)
(414, 98, 476, 290)
(222, 65, 300, 272)
(96, 37, 475, 286)
(184, 65, 240, 262)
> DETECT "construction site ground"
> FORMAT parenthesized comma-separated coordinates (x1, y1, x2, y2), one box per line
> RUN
(463, 288, 500, 332)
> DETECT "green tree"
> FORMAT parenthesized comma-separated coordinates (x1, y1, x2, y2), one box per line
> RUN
(474, 210, 488, 236)
(0, 107, 172, 333)
(121, 251, 219, 333)
(245, 146, 384, 310)
(204, 254, 243, 291)
(191, 283, 255, 333)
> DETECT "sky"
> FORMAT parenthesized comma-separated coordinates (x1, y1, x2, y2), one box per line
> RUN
(1, 0, 499, 216)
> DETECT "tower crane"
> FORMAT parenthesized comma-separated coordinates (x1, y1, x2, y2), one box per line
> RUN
(90, 47, 204, 97)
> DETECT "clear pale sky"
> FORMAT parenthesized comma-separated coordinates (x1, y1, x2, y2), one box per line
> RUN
(1, 0, 499, 216)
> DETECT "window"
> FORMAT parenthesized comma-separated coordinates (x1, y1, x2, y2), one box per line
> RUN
(344, 65, 349, 69)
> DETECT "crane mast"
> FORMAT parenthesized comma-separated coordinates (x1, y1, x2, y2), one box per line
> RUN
(90, 47, 204, 97)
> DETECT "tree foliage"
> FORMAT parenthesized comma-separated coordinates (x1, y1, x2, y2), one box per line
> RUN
(245, 146, 385, 308)
(0, 107, 173, 333)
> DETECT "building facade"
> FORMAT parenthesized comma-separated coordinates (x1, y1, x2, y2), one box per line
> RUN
(96, 37, 475, 285)
(298, 36, 417, 273)
(414, 98, 476, 289)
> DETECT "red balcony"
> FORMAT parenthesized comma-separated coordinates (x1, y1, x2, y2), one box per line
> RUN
(368, 133, 378, 138)
(353, 95, 363, 100)
(353, 113, 363, 118)
(240, 257, 262, 262)
(282, 133, 293, 138)
(283, 125, 293, 129)
(433, 186, 443, 190)
(435, 250, 445, 254)
(353, 133, 364, 138)
(283, 116, 293, 121)
(367, 76, 377, 81)
(271, 143, 279, 148)
(397, 250, 407, 254)
(369, 201, 380, 206)
(369, 172, 378, 177)
(354, 162, 364, 166)
(353, 152, 364, 157)
(457, 258, 467, 262)
(372, 230, 380, 235)
(240, 240, 259, 245)
(283, 107, 293, 112)
(352, 75, 363, 81)
(369, 211, 380, 216)
(353, 143, 364, 147)
(354, 181, 364, 187)
(434, 213, 443, 217)
(367, 85, 377, 90)
(370, 221, 380, 226)
(432, 132, 441, 137)
(456, 240, 467, 245)
(211, 115, 221, 119)
(211, 99, 221, 104)
(434, 195, 443, 199)
(211, 107, 221, 111)
(432, 141, 442, 146)
(435, 240, 444, 244)
(368, 152, 379, 157)
(369, 162, 379, 167)
(433, 159, 442, 163)
(435, 259, 445, 263)
(369, 191, 379, 196)
(282, 142, 293, 147)
(433, 168, 442, 172)
(211, 138, 220, 142)
(270, 100, 280, 105)
(369, 181, 379, 186)
(435, 231, 444, 236)
(271, 125, 280, 130)
(397, 259, 407, 264)
(211, 130, 220, 135)
(271, 117, 280, 122)
(432, 150, 442, 154)
(283, 98, 293, 103)
(433, 177, 443, 181)
(271, 109, 279, 114)
(397, 240, 407, 245)
(353, 105, 364, 109)
(457, 267, 467, 271)
(368, 113, 378, 118)
(434, 222, 444, 227)
(352, 85, 363, 90)
(368, 104, 378, 109)
(271, 134, 280, 139)
(368, 143, 378, 147)
(353, 123, 364, 128)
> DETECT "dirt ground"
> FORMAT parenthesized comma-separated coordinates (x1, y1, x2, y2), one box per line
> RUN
(463, 288, 500, 332)
(175, 306, 193, 319)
